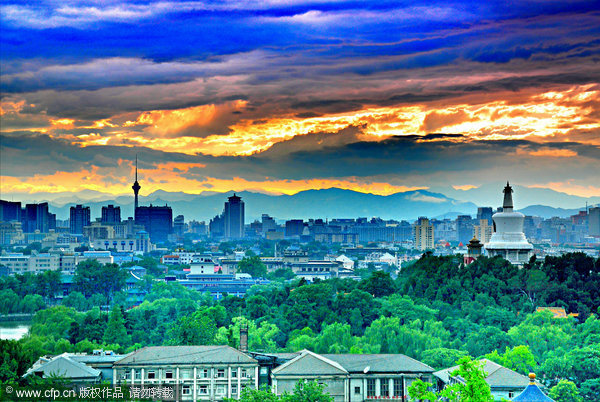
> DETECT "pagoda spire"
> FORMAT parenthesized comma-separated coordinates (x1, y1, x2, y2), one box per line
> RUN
(502, 181, 513, 211)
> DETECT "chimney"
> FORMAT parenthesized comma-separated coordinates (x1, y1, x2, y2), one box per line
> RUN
(239, 323, 249, 353)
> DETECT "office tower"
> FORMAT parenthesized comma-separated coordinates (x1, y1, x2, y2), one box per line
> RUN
(101, 204, 121, 225)
(285, 219, 304, 238)
(456, 215, 474, 245)
(590, 207, 600, 236)
(224, 194, 245, 239)
(23, 202, 54, 233)
(477, 207, 493, 225)
(414, 217, 434, 251)
(0, 200, 22, 222)
(209, 214, 225, 239)
(132, 155, 141, 215)
(261, 214, 277, 233)
(70, 204, 91, 234)
(135, 205, 173, 243)
(485, 182, 533, 266)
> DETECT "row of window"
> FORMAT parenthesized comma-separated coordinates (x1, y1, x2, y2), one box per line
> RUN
(122, 367, 253, 381)
(364, 378, 403, 397)
(181, 383, 250, 396)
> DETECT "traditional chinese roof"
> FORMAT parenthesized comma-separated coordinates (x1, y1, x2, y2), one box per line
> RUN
(512, 373, 554, 401)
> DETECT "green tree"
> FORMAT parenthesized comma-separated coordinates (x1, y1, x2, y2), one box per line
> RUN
(358, 271, 395, 297)
(408, 357, 493, 402)
(22, 294, 45, 313)
(167, 312, 217, 346)
(229, 386, 280, 401)
(238, 256, 267, 278)
(484, 345, 536, 375)
(74, 260, 127, 305)
(62, 291, 89, 311)
(103, 305, 130, 347)
(549, 380, 582, 402)
(580, 378, 600, 402)
(282, 380, 334, 402)
(421, 348, 468, 370)
(0, 340, 32, 384)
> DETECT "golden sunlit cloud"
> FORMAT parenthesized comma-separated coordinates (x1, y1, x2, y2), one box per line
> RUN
(528, 182, 600, 198)
(50, 84, 599, 157)
(453, 185, 478, 191)
(529, 148, 577, 158)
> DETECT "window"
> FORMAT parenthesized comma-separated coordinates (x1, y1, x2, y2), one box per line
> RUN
(147, 371, 156, 380)
(198, 369, 209, 379)
(241, 369, 247, 378)
(182, 386, 190, 395)
(509, 392, 514, 398)
(231, 385, 238, 396)
(165, 370, 173, 379)
(216, 385, 226, 395)
(198, 385, 208, 395)
(380, 379, 389, 397)
(231, 369, 237, 378)
(393, 379, 403, 396)
(134, 370, 141, 381)
(354, 386, 361, 394)
(367, 379, 376, 397)
(217, 369, 225, 378)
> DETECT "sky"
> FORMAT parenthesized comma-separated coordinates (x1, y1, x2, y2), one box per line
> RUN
(1, 0, 600, 200)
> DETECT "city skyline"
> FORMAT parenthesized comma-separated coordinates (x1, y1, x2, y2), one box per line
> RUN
(1, 1, 599, 200)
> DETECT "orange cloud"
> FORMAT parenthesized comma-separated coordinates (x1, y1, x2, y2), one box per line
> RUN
(529, 148, 578, 157)
(528, 182, 600, 198)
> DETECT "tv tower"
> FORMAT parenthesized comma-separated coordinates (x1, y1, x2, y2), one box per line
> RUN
(132, 155, 141, 214)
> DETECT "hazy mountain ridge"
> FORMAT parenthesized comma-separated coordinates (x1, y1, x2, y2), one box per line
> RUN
(4, 186, 596, 222)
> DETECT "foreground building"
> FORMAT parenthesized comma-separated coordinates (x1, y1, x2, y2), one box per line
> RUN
(485, 182, 533, 266)
(113, 346, 259, 401)
(434, 359, 539, 401)
(271, 350, 435, 402)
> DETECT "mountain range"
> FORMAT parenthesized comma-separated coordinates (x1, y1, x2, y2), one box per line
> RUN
(3, 186, 598, 222)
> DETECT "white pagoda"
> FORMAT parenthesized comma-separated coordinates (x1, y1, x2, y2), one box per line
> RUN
(484, 182, 533, 266)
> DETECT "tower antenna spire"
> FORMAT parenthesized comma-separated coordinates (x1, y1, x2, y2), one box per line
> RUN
(135, 154, 138, 181)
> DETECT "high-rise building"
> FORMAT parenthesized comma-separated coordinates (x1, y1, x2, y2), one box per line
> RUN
(23, 203, 55, 233)
(101, 205, 121, 225)
(261, 214, 277, 234)
(70, 205, 91, 234)
(209, 214, 225, 239)
(485, 182, 533, 266)
(456, 215, 474, 245)
(477, 207, 493, 225)
(135, 205, 173, 243)
(0, 200, 22, 222)
(589, 207, 600, 237)
(285, 219, 304, 238)
(173, 215, 185, 239)
(132, 156, 141, 215)
(414, 217, 434, 251)
(224, 194, 245, 239)
(473, 219, 493, 243)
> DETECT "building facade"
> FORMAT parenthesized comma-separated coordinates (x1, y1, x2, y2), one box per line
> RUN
(135, 205, 173, 243)
(224, 194, 245, 240)
(70, 205, 91, 235)
(113, 346, 259, 401)
(414, 217, 434, 251)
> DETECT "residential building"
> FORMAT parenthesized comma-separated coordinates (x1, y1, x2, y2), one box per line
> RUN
(70, 204, 91, 235)
(414, 217, 434, 251)
(456, 215, 474, 245)
(101, 205, 121, 225)
(477, 207, 494, 225)
(473, 219, 493, 244)
(590, 207, 600, 237)
(113, 346, 259, 401)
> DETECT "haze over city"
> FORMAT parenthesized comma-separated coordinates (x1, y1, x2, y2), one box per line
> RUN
(1, 0, 599, 200)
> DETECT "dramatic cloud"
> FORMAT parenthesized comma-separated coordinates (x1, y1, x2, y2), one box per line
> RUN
(1, 0, 599, 200)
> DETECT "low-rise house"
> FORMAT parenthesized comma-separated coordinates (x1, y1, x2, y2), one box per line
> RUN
(113, 346, 259, 401)
(271, 350, 435, 402)
(434, 359, 539, 401)
(25, 351, 126, 383)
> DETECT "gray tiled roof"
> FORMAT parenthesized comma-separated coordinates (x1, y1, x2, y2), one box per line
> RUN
(434, 359, 532, 389)
(114, 346, 257, 366)
(322, 354, 435, 374)
(272, 351, 348, 376)
(26, 355, 101, 379)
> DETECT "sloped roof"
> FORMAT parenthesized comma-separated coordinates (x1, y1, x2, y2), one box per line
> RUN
(322, 354, 434, 374)
(272, 350, 348, 376)
(114, 346, 256, 366)
(512, 384, 554, 401)
(26, 354, 100, 379)
(434, 359, 531, 389)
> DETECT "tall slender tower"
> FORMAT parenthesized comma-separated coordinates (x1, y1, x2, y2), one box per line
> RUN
(132, 155, 141, 215)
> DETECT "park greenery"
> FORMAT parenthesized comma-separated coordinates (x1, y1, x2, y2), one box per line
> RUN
(0, 252, 599, 400)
